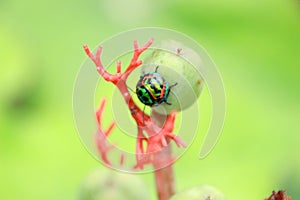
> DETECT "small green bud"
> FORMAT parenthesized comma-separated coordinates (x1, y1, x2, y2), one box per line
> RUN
(142, 40, 204, 114)
(170, 185, 226, 200)
(78, 169, 150, 200)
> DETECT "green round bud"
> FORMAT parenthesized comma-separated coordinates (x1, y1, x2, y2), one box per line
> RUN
(78, 169, 150, 200)
(170, 185, 226, 200)
(142, 40, 204, 114)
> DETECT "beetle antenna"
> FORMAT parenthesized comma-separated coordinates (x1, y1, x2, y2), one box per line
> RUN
(170, 82, 178, 89)
(155, 66, 159, 73)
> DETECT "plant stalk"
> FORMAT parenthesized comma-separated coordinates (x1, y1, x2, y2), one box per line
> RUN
(152, 110, 176, 200)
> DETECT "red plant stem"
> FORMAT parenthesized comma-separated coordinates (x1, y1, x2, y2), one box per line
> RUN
(84, 39, 186, 200)
(153, 148, 175, 200)
(152, 110, 175, 200)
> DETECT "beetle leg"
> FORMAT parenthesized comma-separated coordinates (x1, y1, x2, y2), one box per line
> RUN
(127, 85, 136, 94)
(142, 105, 146, 127)
(165, 101, 172, 105)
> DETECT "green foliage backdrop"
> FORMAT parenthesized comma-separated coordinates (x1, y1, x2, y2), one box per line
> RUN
(0, 0, 299, 199)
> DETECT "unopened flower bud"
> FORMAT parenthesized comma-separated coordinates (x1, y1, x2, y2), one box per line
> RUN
(78, 169, 149, 200)
(142, 40, 204, 114)
(170, 185, 226, 200)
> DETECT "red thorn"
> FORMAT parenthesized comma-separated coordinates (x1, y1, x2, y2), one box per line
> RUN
(95, 46, 103, 60)
(136, 60, 142, 66)
(120, 153, 125, 166)
(133, 40, 138, 50)
(96, 99, 106, 125)
(161, 137, 168, 147)
(141, 38, 154, 51)
(105, 122, 116, 137)
(83, 45, 90, 55)
(116, 61, 121, 73)
(176, 136, 187, 148)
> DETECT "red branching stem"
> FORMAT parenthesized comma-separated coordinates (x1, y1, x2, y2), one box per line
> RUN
(123, 40, 153, 79)
(151, 111, 177, 200)
(94, 99, 116, 166)
(84, 39, 154, 128)
(85, 39, 186, 200)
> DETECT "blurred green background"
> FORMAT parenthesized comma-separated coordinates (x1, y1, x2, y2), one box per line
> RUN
(1, 0, 299, 199)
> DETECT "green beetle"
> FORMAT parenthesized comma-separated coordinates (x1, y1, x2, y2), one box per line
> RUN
(136, 66, 177, 107)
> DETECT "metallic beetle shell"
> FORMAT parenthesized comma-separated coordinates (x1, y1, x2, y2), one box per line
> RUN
(136, 72, 170, 107)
